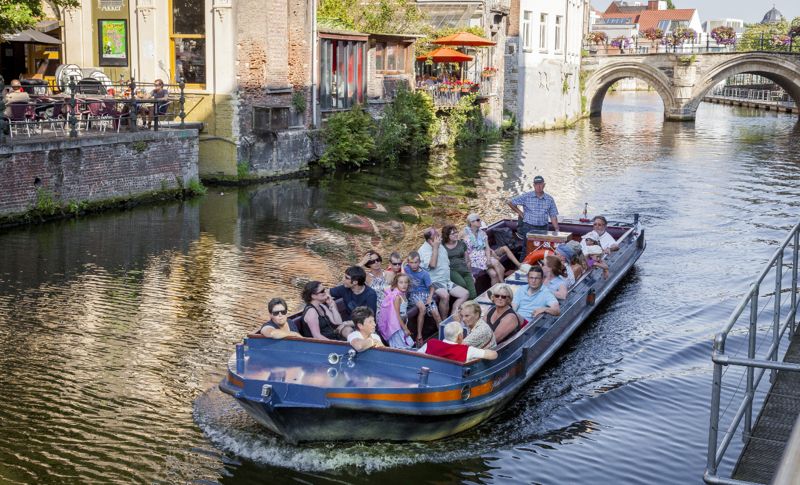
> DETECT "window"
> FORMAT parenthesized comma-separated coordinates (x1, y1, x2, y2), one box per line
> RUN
(657, 20, 670, 31)
(319, 37, 367, 110)
(376, 43, 384, 70)
(522, 11, 533, 51)
(555, 16, 563, 52)
(170, 0, 206, 87)
(539, 13, 548, 51)
(376, 42, 406, 72)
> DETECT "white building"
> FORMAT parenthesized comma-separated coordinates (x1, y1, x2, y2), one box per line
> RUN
(504, 0, 586, 131)
(703, 19, 745, 34)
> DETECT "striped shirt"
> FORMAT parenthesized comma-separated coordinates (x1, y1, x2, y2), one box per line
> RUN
(510, 191, 558, 226)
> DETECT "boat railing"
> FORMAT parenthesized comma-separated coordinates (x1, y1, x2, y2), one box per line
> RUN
(705, 220, 800, 484)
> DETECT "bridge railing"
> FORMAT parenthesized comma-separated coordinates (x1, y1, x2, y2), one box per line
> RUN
(583, 37, 799, 56)
(704, 221, 800, 484)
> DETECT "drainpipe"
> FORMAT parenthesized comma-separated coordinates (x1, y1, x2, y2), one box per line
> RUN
(310, 0, 318, 128)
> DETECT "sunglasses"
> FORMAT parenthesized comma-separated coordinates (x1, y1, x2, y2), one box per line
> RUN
(493, 294, 510, 300)
(271, 309, 288, 316)
(471, 218, 481, 222)
(314, 287, 326, 295)
(390, 261, 402, 266)
(368, 258, 382, 265)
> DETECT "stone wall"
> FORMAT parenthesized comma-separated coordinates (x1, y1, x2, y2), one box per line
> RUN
(0, 130, 199, 217)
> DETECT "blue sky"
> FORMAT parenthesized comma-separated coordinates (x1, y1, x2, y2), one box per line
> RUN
(593, 1, 799, 24)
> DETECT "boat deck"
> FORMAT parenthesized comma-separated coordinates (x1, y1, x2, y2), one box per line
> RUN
(733, 333, 800, 483)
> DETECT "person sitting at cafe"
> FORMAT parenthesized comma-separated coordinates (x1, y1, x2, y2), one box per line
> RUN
(301, 281, 353, 340)
(259, 297, 302, 339)
(461, 300, 496, 349)
(418, 321, 498, 363)
(486, 283, 521, 343)
(329, 265, 377, 321)
(142, 79, 169, 128)
(513, 266, 560, 321)
(348, 306, 385, 352)
(3, 79, 30, 117)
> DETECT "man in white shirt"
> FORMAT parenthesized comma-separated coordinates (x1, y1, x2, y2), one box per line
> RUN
(418, 227, 468, 318)
(418, 321, 498, 362)
(581, 216, 619, 254)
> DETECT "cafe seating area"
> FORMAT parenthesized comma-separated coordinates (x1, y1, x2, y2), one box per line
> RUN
(2, 81, 183, 139)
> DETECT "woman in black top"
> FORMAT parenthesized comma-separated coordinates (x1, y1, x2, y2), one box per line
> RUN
(301, 281, 350, 340)
(260, 297, 302, 339)
(486, 283, 521, 343)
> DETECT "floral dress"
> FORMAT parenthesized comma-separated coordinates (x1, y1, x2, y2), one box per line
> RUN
(369, 271, 388, 321)
(464, 227, 490, 271)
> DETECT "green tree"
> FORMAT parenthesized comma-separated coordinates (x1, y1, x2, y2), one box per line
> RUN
(738, 20, 789, 51)
(318, 0, 425, 34)
(0, 0, 78, 37)
(665, 0, 675, 9)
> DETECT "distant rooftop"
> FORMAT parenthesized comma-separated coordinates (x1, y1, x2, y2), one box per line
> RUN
(760, 6, 785, 24)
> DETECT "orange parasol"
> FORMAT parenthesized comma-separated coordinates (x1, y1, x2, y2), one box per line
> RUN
(416, 47, 474, 63)
(431, 32, 495, 47)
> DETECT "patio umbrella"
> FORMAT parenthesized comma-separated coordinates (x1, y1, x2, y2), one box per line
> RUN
(2, 29, 60, 44)
(431, 32, 495, 47)
(416, 47, 473, 63)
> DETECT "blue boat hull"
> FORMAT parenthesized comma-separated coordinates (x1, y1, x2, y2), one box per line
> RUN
(219, 218, 646, 442)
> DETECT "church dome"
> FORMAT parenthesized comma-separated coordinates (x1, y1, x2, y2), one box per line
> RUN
(761, 6, 784, 24)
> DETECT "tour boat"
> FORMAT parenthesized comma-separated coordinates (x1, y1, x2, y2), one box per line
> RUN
(218, 216, 646, 443)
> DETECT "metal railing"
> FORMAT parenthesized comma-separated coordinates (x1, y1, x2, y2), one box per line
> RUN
(2, 76, 187, 141)
(706, 87, 796, 109)
(583, 35, 800, 56)
(705, 221, 800, 484)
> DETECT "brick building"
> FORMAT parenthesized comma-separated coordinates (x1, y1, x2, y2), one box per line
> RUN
(54, 0, 421, 179)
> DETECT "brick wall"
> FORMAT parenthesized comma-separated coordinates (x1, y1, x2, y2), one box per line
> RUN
(0, 130, 199, 217)
(234, 0, 313, 173)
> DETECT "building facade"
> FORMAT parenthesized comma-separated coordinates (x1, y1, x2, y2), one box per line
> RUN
(504, 0, 586, 131)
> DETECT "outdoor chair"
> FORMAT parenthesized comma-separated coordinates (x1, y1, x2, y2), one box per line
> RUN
(5, 102, 34, 137)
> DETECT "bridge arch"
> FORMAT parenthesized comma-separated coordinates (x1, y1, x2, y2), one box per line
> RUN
(583, 61, 676, 117)
(685, 53, 800, 116)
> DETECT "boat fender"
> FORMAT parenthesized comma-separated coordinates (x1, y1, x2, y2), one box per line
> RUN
(461, 385, 471, 401)
(586, 288, 596, 306)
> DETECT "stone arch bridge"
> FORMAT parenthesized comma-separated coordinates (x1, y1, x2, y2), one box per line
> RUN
(581, 52, 800, 120)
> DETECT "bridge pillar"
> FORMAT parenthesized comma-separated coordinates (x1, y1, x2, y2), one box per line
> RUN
(666, 62, 698, 121)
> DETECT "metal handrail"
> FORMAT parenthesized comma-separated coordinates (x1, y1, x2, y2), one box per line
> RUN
(705, 221, 800, 484)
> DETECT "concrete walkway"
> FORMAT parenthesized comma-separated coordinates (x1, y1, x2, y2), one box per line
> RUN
(733, 333, 800, 483)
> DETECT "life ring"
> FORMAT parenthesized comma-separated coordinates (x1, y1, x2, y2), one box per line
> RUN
(522, 249, 554, 266)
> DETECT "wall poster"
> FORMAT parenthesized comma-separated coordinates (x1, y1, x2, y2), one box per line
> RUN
(98, 19, 128, 66)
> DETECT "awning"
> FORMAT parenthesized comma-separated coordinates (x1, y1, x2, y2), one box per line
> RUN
(2, 29, 61, 44)
(416, 47, 473, 63)
(432, 32, 495, 47)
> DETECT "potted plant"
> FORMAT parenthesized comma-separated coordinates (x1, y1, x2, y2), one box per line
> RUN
(710, 26, 737, 46)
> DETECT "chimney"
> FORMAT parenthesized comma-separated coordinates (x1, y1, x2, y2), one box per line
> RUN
(647, 0, 658, 9)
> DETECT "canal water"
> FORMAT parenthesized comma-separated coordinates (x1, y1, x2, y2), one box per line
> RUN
(1, 92, 799, 484)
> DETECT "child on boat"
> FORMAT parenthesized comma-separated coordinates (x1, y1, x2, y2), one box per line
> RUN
(404, 251, 442, 347)
(378, 274, 414, 349)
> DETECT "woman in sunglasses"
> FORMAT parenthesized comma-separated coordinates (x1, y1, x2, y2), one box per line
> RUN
(259, 297, 302, 339)
(360, 250, 395, 322)
(486, 283, 521, 343)
(463, 213, 521, 286)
